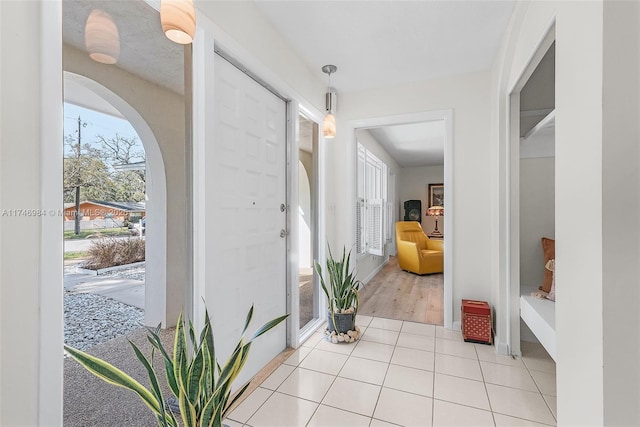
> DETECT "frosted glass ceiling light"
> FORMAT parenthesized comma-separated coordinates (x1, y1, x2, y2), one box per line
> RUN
(85, 9, 120, 65)
(161, 0, 196, 45)
(322, 65, 338, 139)
(323, 113, 336, 139)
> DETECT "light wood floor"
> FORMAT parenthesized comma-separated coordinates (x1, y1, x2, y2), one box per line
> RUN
(358, 256, 444, 325)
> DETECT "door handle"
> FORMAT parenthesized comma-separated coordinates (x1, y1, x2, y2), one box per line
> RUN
(280, 229, 288, 238)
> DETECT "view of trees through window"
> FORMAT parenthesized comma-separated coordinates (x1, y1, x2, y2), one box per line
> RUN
(63, 103, 145, 204)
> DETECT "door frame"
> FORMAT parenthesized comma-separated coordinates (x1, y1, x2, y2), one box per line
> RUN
(347, 110, 454, 329)
(504, 21, 556, 356)
(293, 106, 327, 346)
(191, 13, 326, 348)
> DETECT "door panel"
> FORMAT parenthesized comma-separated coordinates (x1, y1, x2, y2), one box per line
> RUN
(208, 54, 287, 387)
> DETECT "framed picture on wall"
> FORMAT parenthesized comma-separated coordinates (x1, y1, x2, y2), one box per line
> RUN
(428, 183, 444, 207)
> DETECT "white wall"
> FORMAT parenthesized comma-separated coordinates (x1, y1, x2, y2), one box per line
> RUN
(601, 1, 640, 424)
(0, 1, 63, 424)
(493, 1, 640, 424)
(196, 1, 325, 110)
(335, 71, 493, 325)
(519, 156, 554, 288)
(398, 165, 445, 236)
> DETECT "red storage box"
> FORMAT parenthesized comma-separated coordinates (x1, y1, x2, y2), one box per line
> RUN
(461, 299, 492, 344)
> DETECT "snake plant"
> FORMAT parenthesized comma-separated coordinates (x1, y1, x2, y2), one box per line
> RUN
(314, 245, 362, 314)
(64, 306, 287, 427)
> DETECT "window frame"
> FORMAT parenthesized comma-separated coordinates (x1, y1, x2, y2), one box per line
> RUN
(356, 142, 389, 257)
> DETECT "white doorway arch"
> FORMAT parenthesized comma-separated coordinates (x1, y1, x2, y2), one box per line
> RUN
(64, 71, 168, 326)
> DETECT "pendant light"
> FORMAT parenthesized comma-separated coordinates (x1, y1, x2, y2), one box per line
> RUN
(161, 0, 196, 44)
(85, 9, 120, 65)
(322, 65, 338, 139)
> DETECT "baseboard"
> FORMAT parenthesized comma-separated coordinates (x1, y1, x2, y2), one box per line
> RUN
(494, 338, 512, 356)
(362, 258, 389, 285)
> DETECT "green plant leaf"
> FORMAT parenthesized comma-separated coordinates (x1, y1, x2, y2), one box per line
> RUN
(64, 344, 163, 417)
(199, 392, 217, 427)
(178, 383, 197, 427)
(242, 305, 254, 335)
(188, 319, 198, 348)
(250, 314, 289, 340)
(174, 312, 189, 387)
(129, 341, 164, 406)
(147, 331, 179, 397)
(66, 304, 288, 427)
(199, 309, 216, 393)
(224, 381, 251, 417)
(316, 243, 361, 312)
(186, 341, 206, 405)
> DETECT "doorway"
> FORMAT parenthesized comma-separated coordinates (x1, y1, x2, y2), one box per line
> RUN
(507, 30, 556, 357)
(349, 110, 454, 328)
(298, 114, 320, 333)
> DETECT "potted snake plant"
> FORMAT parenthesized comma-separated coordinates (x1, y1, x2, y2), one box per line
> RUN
(64, 306, 287, 427)
(314, 245, 362, 342)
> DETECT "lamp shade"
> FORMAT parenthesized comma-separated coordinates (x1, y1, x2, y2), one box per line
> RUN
(85, 9, 120, 65)
(323, 114, 336, 139)
(161, 0, 196, 44)
(427, 206, 444, 217)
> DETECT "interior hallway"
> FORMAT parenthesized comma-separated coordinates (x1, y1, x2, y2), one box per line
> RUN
(358, 257, 444, 325)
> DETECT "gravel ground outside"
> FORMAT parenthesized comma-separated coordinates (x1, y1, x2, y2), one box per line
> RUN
(64, 266, 146, 351)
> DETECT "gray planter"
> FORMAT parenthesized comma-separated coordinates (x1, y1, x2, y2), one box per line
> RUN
(327, 310, 356, 334)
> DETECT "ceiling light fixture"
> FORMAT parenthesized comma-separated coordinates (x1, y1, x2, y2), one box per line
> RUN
(85, 9, 120, 65)
(161, 0, 196, 45)
(321, 65, 338, 139)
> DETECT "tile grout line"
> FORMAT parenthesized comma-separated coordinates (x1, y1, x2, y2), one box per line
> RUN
(521, 353, 557, 423)
(228, 386, 275, 426)
(304, 335, 371, 424)
(368, 339, 395, 426)
(233, 342, 315, 425)
(432, 335, 437, 427)
(474, 344, 498, 427)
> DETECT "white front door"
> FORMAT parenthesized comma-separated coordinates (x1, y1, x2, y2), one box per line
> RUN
(206, 53, 288, 386)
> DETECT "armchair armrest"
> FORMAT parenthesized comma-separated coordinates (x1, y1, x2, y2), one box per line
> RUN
(426, 238, 444, 252)
(397, 239, 421, 256)
(396, 240, 423, 273)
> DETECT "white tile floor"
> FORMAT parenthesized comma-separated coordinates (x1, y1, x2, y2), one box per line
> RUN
(227, 315, 557, 427)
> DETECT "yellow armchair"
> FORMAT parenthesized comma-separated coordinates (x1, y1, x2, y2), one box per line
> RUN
(395, 221, 444, 275)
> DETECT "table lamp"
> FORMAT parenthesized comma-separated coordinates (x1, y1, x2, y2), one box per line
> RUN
(426, 205, 444, 238)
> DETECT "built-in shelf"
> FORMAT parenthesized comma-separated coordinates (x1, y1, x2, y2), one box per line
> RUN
(520, 109, 555, 159)
(523, 109, 555, 140)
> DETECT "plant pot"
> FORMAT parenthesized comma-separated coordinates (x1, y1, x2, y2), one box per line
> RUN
(327, 310, 356, 334)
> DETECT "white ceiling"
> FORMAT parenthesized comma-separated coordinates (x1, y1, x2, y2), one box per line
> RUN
(366, 121, 445, 167)
(255, 1, 515, 93)
(62, 0, 516, 167)
(254, 1, 515, 168)
(63, 0, 184, 94)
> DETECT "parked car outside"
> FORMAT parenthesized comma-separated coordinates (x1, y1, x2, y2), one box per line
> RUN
(130, 218, 146, 236)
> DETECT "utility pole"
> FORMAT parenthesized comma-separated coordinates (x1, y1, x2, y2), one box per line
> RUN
(74, 116, 86, 235)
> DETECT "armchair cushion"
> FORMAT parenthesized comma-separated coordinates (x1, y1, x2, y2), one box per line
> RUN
(395, 221, 444, 275)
